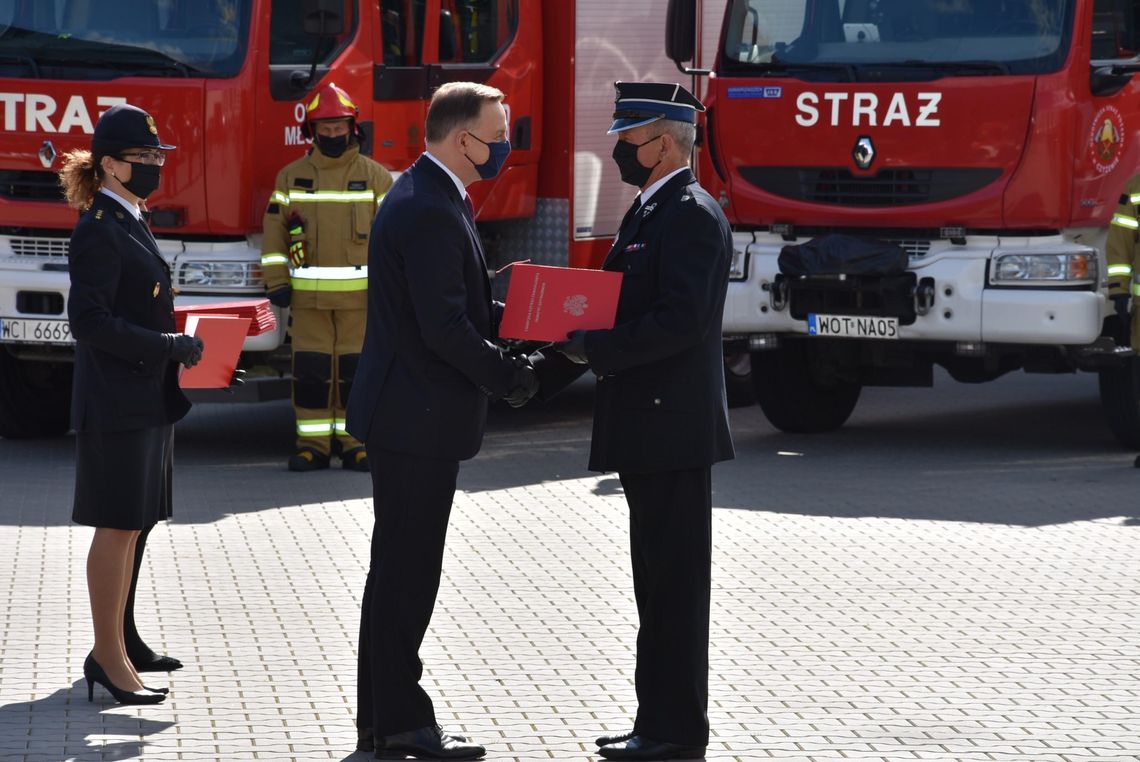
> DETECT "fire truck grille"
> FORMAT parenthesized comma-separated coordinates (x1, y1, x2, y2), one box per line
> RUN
(11, 237, 69, 258)
(0, 171, 65, 202)
(741, 167, 1002, 207)
(885, 239, 932, 257)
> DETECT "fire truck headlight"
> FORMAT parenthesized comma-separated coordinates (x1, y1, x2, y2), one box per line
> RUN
(177, 261, 265, 290)
(990, 250, 1097, 287)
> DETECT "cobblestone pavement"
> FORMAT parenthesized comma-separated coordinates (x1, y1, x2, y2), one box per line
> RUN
(1, 371, 1139, 761)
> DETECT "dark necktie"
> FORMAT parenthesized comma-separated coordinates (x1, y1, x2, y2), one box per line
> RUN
(619, 194, 642, 233)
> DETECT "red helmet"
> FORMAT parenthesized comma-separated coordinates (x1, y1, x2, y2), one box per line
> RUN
(301, 82, 361, 139)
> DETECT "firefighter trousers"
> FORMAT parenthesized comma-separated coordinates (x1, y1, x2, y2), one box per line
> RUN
(290, 307, 366, 456)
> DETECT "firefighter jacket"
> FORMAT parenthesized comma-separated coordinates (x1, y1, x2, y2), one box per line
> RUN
(1107, 174, 1140, 299)
(260, 144, 393, 310)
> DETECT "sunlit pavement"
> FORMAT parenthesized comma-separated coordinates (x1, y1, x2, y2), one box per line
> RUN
(1, 371, 1139, 761)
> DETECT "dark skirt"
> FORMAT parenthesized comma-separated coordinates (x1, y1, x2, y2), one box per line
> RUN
(72, 424, 174, 530)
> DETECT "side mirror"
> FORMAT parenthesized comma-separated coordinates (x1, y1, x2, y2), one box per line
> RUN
(1090, 63, 1138, 97)
(665, 0, 696, 65)
(666, 0, 710, 75)
(302, 0, 344, 37)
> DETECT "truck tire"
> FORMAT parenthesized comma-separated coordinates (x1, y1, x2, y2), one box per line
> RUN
(724, 351, 755, 408)
(1097, 359, 1140, 448)
(0, 349, 72, 439)
(751, 342, 861, 433)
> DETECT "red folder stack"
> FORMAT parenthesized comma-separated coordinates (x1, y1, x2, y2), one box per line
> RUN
(174, 298, 277, 337)
(178, 314, 252, 389)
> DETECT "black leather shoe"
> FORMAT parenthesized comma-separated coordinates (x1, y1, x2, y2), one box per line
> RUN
(596, 729, 636, 747)
(359, 723, 465, 752)
(374, 725, 484, 760)
(598, 735, 706, 760)
(129, 653, 183, 673)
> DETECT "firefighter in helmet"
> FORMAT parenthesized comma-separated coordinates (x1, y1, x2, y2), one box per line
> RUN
(1106, 175, 1140, 351)
(261, 82, 393, 472)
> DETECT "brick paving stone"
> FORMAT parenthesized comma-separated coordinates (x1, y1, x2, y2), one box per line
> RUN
(2, 375, 1140, 761)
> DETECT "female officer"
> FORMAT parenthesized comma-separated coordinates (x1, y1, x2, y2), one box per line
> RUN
(60, 104, 202, 705)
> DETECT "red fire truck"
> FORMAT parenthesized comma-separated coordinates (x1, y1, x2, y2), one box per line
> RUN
(667, 0, 1140, 446)
(0, 0, 721, 438)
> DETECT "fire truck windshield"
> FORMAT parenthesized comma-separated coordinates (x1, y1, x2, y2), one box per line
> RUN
(0, 0, 251, 79)
(721, 0, 1075, 78)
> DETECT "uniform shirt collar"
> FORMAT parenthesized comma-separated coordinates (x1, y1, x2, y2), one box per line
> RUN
(99, 187, 142, 220)
(639, 166, 689, 208)
(424, 151, 470, 204)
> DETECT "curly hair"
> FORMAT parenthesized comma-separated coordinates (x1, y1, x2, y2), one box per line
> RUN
(58, 149, 103, 210)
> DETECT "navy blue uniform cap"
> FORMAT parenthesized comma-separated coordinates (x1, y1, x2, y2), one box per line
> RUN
(92, 103, 176, 155)
(607, 81, 705, 134)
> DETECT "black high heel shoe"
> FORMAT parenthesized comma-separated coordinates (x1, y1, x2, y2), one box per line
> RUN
(84, 654, 165, 705)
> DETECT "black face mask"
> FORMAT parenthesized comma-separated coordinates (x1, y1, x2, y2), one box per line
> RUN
(612, 135, 662, 187)
(121, 162, 161, 199)
(315, 134, 350, 158)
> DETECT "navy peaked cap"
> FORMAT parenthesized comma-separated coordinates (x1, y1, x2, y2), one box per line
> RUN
(92, 103, 176, 156)
(607, 81, 705, 134)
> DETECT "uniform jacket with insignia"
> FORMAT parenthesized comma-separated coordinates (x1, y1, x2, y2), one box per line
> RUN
(537, 169, 735, 473)
(67, 192, 191, 432)
(260, 144, 393, 310)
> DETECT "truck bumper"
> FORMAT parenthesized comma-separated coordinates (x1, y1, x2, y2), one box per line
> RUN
(725, 235, 1104, 346)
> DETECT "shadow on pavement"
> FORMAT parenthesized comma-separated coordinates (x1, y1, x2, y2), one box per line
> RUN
(0, 682, 173, 761)
(3, 371, 1138, 527)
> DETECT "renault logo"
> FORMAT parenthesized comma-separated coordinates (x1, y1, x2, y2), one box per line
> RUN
(852, 135, 875, 170)
(38, 140, 58, 169)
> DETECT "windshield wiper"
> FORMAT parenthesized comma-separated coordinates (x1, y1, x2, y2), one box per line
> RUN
(0, 52, 40, 77)
(866, 60, 1011, 75)
(35, 46, 201, 76)
(760, 59, 857, 81)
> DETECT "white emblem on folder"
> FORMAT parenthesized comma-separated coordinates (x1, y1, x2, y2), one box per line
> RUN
(563, 294, 588, 317)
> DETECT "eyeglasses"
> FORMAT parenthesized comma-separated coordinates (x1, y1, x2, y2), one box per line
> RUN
(117, 151, 166, 166)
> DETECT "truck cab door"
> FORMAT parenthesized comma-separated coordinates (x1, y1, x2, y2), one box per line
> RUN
(373, 0, 433, 171)
(374, 1, 537, 218)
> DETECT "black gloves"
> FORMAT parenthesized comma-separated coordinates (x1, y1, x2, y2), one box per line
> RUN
(267, 285, 292, 308)
(1112, 294, 1131, 319)
(166, 334, 204, 368)
(554, 330, 589, 365)
(503, 355, 540, 408)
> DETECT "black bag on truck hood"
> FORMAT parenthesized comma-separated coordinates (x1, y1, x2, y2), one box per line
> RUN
(778, 234, 908, 277)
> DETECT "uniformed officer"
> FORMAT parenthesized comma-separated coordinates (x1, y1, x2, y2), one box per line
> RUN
(536, 81, 735, 761)
(261, 83, 394, 472)
(1107, 175, 1140, 350)
(62, 103, 201, 704)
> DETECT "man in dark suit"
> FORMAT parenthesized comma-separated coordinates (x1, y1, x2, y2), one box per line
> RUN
(346, 81, 538, 761)
(538, 81, 735, 761)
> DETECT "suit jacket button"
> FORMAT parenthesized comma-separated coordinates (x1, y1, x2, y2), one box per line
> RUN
(653, 397, 661, 406)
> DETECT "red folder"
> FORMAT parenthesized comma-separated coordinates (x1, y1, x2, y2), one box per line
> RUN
(178, 314, 251, 389)
(174, 298, 276, 337)
(499, 264, 623, 342)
